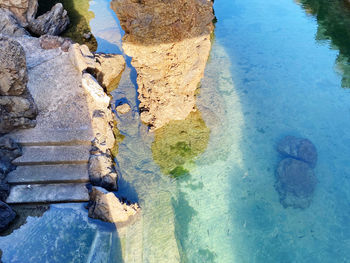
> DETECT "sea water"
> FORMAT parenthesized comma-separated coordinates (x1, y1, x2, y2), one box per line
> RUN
(1, 0, 350, 262)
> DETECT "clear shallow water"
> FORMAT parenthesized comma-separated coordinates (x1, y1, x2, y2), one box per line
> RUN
(2, 0, 350, 262)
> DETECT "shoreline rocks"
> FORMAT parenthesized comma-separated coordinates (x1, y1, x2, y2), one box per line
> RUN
(275, 136, 318, 209)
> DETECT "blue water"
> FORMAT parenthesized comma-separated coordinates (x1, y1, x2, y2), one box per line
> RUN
(2, 0, 350, 262)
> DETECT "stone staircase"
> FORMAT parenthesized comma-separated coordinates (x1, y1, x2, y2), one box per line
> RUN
(5, 130, 92, 204)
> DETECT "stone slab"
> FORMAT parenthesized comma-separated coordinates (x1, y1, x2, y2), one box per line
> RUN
(13, 145, 90, 165)
(6, 183, 89, 204)
(7, 164, 89, 184)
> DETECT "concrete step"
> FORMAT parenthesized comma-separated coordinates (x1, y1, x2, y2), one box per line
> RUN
(13, 145, 91, 166)
(7, 164, 89, 185)
(4, 129, 93, 146)
(6, 183, 89, 204)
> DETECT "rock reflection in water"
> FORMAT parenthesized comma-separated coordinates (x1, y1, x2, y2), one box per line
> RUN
(151, 111, 210, 178)
(297, 0, 350, 88)
(111, 0, 214, 130)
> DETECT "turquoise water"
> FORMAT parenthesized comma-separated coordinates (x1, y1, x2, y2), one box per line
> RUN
(2, 0, 350, 262)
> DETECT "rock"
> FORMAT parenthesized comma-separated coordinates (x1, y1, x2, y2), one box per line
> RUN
(0, 201, 16, 232)
(0, 36, 28, 96)
(116, 103, 131, 114)
(82, 73, 110, 108)
(88, 154, 118, 191)
(90, 110, 115, 153)
(0, 180, 10, 202)
(0, 0, 38, 27)
(111, 0, 214, 130)
(0, 137, 21, 171)
(39, 35, 73, 52)
(83, 32, 92, 40)
(277, 136, 317, 168)
(0, 8, 29, 36)
(275, 158, 317, 209)
(28, 3, 69, 36)
(69, 44, 96, 73)
(94, 53, 125, 90)
(87, 186, 140, 224)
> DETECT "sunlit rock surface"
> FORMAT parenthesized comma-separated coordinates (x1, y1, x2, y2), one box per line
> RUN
(111, 0, 214, 130)
(0, 0, 38, 26)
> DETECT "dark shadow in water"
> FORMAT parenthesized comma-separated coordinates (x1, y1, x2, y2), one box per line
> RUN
(297, 0, 350, 88)
(37, 0, 97, 51)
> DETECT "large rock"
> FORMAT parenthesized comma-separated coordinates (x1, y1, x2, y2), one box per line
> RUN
(39, 35, 73, 52)
(0, 201, 16, 232)
(87, 187, 140, 225)
(69, 44, 96, 73)
(88, 154, 118, 191)
(277, 136, 318, 168)
(28, 3, 69, 36)
(0, 8, 29, 36)
(0, 0, 38, 27)
(275, 158, 317, 209)
(111, 0, 214, 130)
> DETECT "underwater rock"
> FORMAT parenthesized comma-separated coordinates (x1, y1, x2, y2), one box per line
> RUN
(0, 201, 15, 232)
(277, 135, 317, 168)
(111, 0, 214, 130)
(39, 35, 73, 52)
(116, 103, 131, 114)
(0, 0, 38, 27)
(0, 8, 29, 37)
(28, 3, 69, 36)
(87, 186, 140, 225)
(88, 154, 118, 191)
(275, 158, 317, 209)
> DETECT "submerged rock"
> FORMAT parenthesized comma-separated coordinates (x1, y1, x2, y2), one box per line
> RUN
(28, 3, 69, 36)
(0, 201, 15, 232)
(116, 103, 131, 114)
(87, 187, 140, 225)
(277, 135, 317, 168)
(0, 8, 29, 36)
(275, 158, 317, 209)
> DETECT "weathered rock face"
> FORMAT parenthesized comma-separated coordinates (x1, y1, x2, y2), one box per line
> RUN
(0, 201, 16, 232)
(0, 8, 29, 36)
(87, 187, 140, 225)
(111, 0, 214, 130)
(88, 154, 118, 191)
(277, 135, 318, 168)
(0, 36, 37, 133)
(0, 0, 38, 27)
(28, 3, 69, 36)
(275, 158, 317, 209)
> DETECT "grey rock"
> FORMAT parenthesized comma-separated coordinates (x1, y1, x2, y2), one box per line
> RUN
(0, 201, 16, 232)
(39, 35, 73, 52)
(277, 135, 317, 168)
(275, 158, 317, 209)
(87, 186, 140, 224)
(28, 3, 69, 36)
(0, 0, 38, 27)
(0, 137, 21, 172)
(0, 180, 10, 202)
(69, 44, 96, 72)
(88, 154, 118, 191)
(0, 8, 29, 36)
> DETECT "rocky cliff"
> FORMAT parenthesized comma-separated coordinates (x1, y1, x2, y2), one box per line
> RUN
(111, 0, 214, 130)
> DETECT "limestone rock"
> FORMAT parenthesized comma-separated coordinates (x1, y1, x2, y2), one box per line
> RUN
(111, 0, 214, 130)
(82, 73, 110, 108)
(88, 187, 140, 224)
(277, 136, 318, 168)
(275, 158, 317, 209)
(91, 110, 115, 153)
(0, 8, 29, 36)
(94, 53, 125, 90)
(88, 154, 118, 191)
(39, 35, 73, 52)
(0, 36, 28, 96)
(0, 0, 38, 26)
(0, 201, 16, 232)
(116, 103, 131, 114)
(28, 3, 69, 36)
(69, 44, 96, 73)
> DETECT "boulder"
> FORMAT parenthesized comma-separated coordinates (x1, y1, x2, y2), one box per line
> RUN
(275, 158, 317, 209)
(88, 154, 118, 191)
(0, 201, 16, 232)
(116, 103, 131, 114)
(0, 36, 28, 96)
(0, 137, 21, 171)
(39, 35, 73, 52)
(94, 53, 125, 90)
(28, 3, 69, 36)
(69, 44, 96, 73)
(0, 0, 38, 27)
(0, 8, 29, 36)
(87, 187, 140, 224)
(277, 136, 317, 168)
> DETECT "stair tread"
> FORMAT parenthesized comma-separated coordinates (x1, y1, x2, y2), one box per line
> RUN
(6, 183, 89, 204)
(7, 164, 89, 185)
